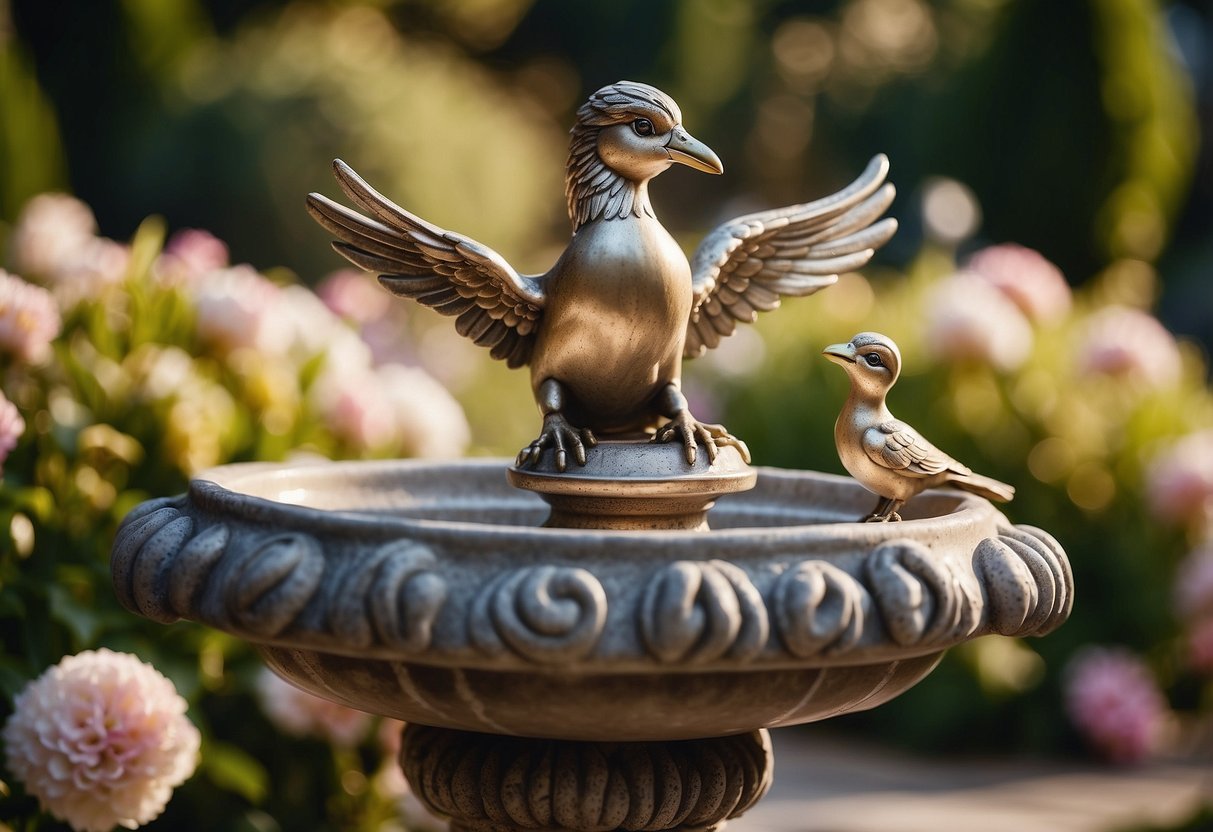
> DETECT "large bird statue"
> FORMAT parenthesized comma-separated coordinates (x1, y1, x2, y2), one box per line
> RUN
(307, 80, 897, 471)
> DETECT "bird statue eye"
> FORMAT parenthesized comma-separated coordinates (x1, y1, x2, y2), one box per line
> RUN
(864, 353, 884, 367)
(632, 118, 654, 137)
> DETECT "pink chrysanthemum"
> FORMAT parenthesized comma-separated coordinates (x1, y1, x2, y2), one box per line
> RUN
(1064, 647, 1168, 764)
(156, 229, 229, 284)
(317, 269, 391, 325)
(2, 649, 200, 832)
(1077, 306, 1182, 389)
(1146, 430, 1213, 528)
(924, 273, 1033, 371)
(965, 244, 1071, 324)
(0, 391, 25, 475)
(0, 269, 62, 362)
(254, 669, 371, 747)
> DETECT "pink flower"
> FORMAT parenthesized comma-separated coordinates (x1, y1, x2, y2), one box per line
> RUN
(317, 269, 391, 325)
(1173, 542, 1213, 620)
(1064, 647, 1168, 764)
(156, 229, 229, 284)
(0, 391, 25, 475)
(191, 266, 288, 354)
(314, 367, 399, 450)
(1077, 306, 1181, 388)
(924, 273, 1033, 371)
(2, 649, 200, 832)
(254, 669, 371, 747)
(0, 269, 62, 362)
(965, 244, 1071, 324)
(1186, 616, 1213, 674)
(1146, 430, 1213, 528)
(9, 194, 128, 303)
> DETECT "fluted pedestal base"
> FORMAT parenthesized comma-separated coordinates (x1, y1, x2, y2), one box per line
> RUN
(400, 725, 773, 832)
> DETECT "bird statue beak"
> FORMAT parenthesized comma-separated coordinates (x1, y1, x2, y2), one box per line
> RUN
(822, 342, 857, 365)
(666, 128, 724, 175)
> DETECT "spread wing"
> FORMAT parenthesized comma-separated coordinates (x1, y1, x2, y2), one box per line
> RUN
(306, 160, 544, 369)
(863, 419, 970, 479)
(684, 154, 897, 359)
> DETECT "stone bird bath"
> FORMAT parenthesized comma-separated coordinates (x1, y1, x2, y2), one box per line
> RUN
(111, 443, 1071, 831)
(111, 80, 1071, 831)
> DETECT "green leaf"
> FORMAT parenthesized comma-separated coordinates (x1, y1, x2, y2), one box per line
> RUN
(47, 584, 103, 646)
(201, 739, 269, 805)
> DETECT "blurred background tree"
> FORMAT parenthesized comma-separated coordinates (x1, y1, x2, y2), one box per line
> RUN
(1, 1, 1212, 828)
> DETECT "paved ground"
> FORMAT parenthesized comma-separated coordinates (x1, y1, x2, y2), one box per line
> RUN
(734, 728, 1212, 832)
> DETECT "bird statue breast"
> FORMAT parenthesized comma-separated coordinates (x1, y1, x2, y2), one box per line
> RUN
(308, 80, 898, 472)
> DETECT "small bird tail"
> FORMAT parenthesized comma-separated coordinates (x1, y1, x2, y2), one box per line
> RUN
(948, 472, 1015, 503)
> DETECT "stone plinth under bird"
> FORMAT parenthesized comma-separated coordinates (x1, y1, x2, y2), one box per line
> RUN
(307, 80, 897, 471)
(823, 332, 1015, 522)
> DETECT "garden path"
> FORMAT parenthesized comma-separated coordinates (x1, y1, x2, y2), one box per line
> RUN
(737, 728, 1211, 831)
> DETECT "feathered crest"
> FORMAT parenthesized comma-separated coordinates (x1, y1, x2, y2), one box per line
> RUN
(565, 81, 681, 229)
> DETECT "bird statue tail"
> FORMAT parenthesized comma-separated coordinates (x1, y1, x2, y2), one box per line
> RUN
(948, 472, 1015, 503)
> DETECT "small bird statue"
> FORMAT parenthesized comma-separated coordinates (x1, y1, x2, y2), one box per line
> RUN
(308, 81, 897, 471)
(823, 332, 1015, 521)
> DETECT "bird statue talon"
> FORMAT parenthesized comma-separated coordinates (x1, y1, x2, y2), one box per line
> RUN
(308, 81, 896, 471)
(517, 415, 596, 473)
(652, 411, 749, 466)
(825, 333, 1015, 522)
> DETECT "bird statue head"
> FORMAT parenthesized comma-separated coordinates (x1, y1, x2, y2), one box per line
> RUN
(823, 332, 902, 399)
(566, 81, 723, 228)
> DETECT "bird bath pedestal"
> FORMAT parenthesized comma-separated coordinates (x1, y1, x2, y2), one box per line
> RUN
(110, 444, 1072, 831)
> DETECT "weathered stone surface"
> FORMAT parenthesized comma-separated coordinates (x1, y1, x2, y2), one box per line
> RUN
(110, 456, 1072, 740)
(401, 725, 773, 832)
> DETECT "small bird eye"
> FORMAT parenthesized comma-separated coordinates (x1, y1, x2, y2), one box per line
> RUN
(864, 353, 884, 367)
(632, 118, 654, 137)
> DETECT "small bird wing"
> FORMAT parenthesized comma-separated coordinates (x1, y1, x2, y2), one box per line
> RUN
(863, 420, 971, 479)
(307, 160, 544, 369)
(684, 154, 898, 359)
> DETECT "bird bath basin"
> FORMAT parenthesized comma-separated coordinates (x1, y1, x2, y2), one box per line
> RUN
(111, 447, 1071, 831)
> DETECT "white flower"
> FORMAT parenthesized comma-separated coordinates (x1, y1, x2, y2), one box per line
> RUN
(9, 193, 98, 279)
(2, 649, 200, 832)
(191, 265, 289, 354)
(378, 363, 471, 459)
(924, 273, 1033, 371)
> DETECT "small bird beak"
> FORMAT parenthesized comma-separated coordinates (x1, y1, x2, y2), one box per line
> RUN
(822, 342, 857, 365)
(666, 128, 724, 175)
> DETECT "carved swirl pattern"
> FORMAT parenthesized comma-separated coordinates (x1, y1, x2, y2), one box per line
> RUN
(328, 541, 446, 651)
(772, 560, 870, 657)
(112, 502, 446, 650)
(470, 566, 607, 663)
(113, 493, 1072, 665)
(974, 524, 1073, 637)
(864, 539, 983, 647)
(640, 560, 769, 664)
(401, 724, 772, 832)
